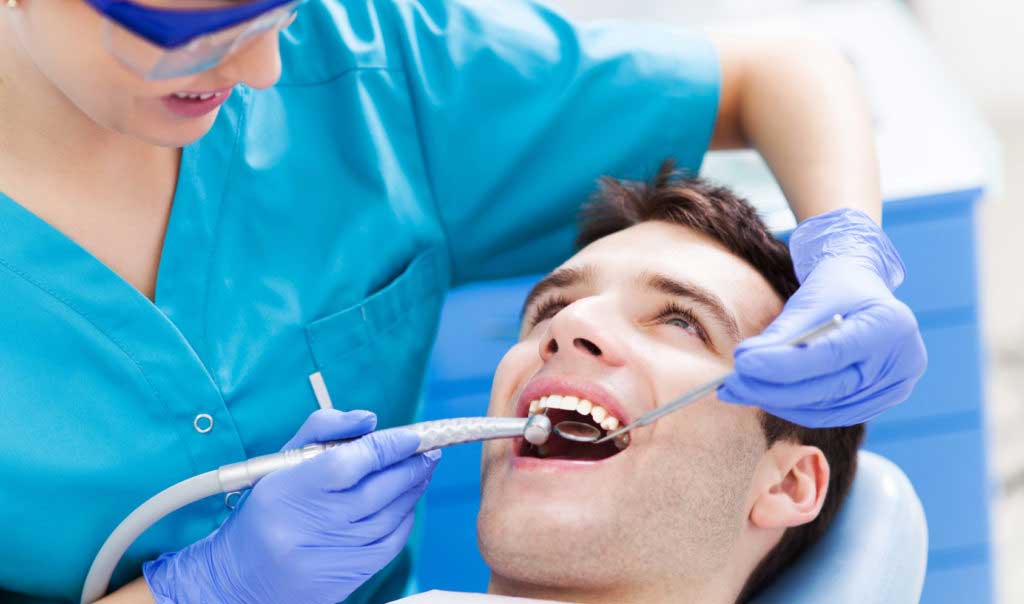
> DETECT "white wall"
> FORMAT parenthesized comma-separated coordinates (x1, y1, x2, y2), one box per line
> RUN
(543, 0, 1024, 121)
(911, 0, 1024, 121)
(545, 0, 804, 24)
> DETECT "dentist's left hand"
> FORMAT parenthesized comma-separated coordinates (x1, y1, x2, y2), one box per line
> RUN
(718, 209, 927, 428)
(143, 409, 441, 604)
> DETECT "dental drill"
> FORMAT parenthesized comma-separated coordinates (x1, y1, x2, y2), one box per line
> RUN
(80, 414, 553, 604)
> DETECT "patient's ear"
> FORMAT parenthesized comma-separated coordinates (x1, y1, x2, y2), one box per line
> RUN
(749, 444, 830, 529)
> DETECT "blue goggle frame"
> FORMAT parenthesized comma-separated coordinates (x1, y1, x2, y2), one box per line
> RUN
(83, 0, 298, 50)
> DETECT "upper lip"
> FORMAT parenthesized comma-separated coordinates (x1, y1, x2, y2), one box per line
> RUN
(515, 375, 634, 424)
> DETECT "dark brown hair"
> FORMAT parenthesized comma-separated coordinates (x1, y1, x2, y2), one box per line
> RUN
(576, 160, 865, 603)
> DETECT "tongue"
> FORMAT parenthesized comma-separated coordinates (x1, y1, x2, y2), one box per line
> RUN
(543, 434, 610, 460)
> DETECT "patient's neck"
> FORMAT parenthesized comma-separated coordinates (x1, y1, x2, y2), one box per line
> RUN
(487, 570, 739, 604)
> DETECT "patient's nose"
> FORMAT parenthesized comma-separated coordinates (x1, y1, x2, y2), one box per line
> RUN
(540, 300, 626, 367)
(572, 338, 602, 356)
(543, 336, 602, 356)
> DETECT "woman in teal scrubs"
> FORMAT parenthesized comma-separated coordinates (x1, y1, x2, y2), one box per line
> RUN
(0, 1, 926, 603)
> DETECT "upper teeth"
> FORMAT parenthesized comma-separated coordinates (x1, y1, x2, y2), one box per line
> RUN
(173, 92, 218, 100)
(528, 394, 621, 432)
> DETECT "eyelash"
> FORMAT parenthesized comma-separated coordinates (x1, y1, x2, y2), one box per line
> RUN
(527, 297, 709, 343)
(653, 302, 709, 343)
(528, 295, 571, 327)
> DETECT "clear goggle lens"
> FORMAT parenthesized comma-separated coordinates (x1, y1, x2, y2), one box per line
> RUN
(101, 1, 300, 80)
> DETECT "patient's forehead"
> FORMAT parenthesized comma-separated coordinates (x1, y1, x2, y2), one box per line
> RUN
(564, 221, 783, 337)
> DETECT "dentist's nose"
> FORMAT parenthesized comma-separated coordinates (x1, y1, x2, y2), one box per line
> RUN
(540, 299, 626, 367)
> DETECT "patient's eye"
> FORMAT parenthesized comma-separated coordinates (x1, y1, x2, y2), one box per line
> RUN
(528, 295, 571, 328)
(666, 317, 693, 330)
(655, 303, 708, 343)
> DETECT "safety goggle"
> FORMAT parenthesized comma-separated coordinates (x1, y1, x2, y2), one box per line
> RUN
(83, 0, 305, 80)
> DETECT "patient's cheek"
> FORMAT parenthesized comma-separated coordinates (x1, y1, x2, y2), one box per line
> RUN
(643, 405, 766, 521)
(488, 343, 539, 415)
(654, 397, 763, 451)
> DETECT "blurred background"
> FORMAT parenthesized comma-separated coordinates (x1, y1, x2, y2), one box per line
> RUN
(542, 0, 1023, 600)
(416, 0, 1022, 602)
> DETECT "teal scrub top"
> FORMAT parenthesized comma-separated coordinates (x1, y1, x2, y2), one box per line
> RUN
(0, 0, 718, 602)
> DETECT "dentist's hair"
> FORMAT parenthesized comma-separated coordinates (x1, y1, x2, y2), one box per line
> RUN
(576, 160, 865, 604)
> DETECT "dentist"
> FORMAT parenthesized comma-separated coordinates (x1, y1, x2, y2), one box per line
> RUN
(0, 1, 925, 603)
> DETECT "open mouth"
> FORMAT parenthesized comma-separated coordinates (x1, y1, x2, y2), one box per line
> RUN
(160, 87, 234, 119)
(518, 394, 631, 461)
(171, 91, 224, 102)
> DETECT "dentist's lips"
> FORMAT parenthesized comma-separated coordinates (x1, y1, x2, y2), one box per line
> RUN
(161, 87, 233, 119)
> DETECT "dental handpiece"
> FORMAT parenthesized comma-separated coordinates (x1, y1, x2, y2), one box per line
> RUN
(81, 414, 552, 604)
(218, 414, 553, 492)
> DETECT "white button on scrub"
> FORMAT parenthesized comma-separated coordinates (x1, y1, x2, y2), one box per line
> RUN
(193, 413, 214, 434)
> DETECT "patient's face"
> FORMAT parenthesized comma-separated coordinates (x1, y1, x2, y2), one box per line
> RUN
(478, 221, 785, 598)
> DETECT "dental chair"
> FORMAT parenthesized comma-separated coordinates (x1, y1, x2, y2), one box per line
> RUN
(420, 276, 929, 604)
(751, 450, 928, 604)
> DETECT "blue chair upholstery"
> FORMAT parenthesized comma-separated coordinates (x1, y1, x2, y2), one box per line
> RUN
(753, 450, 928, 604)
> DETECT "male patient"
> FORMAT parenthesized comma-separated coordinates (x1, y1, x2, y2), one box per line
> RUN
(400, 162, 865, 604)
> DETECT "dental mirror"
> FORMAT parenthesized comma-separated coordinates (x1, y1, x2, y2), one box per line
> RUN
(551, 314, 845, 446)
(552, 420, 603, 442)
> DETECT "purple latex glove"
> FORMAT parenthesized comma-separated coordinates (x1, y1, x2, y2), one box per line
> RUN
(144, 409, 440, 604)
(719, 209, 927, 427)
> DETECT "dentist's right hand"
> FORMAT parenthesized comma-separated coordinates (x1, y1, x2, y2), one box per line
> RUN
(143, 409, 441, 604)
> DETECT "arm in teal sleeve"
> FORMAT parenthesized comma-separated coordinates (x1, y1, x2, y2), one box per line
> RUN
(386, 0, 720, 284)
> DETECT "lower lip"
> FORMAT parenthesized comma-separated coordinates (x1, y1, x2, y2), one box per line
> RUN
(161, 89, 232, 119)
(511, 456, 609, 472)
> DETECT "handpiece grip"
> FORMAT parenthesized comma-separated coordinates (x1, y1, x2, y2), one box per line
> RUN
(396, 416, 532, 453)
(216, 416, 534, 492)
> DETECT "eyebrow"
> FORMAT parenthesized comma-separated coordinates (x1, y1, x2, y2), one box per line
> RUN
(638, 271, 742, 344)
(521, 265, 594, 319)
(521, 265, 740, 341)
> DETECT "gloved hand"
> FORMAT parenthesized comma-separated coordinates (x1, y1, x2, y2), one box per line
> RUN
(143, 409, 440, 604)
(718, 208, 927, 427)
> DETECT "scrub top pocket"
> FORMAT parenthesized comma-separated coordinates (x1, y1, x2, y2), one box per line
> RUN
(304, 249, 449, 429)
